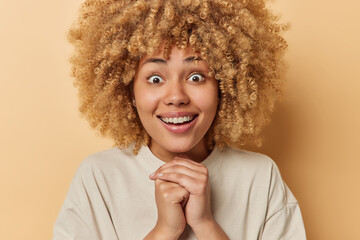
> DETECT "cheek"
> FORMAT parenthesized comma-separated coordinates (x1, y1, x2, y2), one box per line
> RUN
(135, 90, 160, 117)
(193, 88, 218, 117)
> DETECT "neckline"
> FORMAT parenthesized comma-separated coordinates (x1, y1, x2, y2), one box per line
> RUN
(137, 144, 222, 173)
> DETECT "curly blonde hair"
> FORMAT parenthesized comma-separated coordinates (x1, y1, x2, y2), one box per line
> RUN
(68, 0, 288, 154)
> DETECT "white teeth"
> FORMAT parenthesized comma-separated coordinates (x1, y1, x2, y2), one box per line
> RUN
(160, 116, 195, 124)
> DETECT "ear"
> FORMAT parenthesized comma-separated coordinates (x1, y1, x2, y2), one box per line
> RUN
(129, 79, 136, 107)
(129, 78, 134, 95)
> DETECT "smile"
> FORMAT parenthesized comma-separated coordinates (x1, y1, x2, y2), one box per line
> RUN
(159, 115, 196, 124)
(157, 113, 199, 134)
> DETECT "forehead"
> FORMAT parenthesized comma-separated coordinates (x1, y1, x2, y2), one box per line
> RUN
(139, 44, 200, 65)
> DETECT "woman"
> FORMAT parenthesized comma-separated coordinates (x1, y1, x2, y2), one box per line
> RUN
(54, 0, 306, 239)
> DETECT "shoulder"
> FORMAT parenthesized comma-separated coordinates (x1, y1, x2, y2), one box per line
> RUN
(218, 146, 276, 175)
(217, 147, 297, 202)
(211, 146, 277, 192)
(81, 146, 133, 166)
(66, 146, 139, 197)
(74, 146, 136, 178)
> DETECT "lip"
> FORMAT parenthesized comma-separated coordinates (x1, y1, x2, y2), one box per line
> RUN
(158, 114, 199, 134)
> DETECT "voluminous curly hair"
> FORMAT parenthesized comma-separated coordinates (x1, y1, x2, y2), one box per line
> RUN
(68, 0, 287, 154)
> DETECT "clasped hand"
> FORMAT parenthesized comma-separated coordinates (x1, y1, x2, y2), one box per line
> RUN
(149, 155, 213, 237)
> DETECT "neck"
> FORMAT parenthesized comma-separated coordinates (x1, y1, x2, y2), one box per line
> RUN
(149, 140, 210, 163)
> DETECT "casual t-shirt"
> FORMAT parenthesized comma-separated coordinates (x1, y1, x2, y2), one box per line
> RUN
(53, 145, 306, 239)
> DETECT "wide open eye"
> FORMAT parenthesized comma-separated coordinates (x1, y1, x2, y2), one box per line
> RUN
(147, 75, 164, 84)
(188, 73, 205, 82)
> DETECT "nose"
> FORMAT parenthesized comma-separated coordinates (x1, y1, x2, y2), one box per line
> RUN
(163, 81, 190, 106)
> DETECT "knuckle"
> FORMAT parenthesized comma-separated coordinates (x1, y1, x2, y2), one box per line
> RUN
(158, 182, 167, 191)
(196, 181, 207, 193)
(175, 173, 183, 180)
(199, 175, 207, 183)
(173, 164, 182, 171)
(172, 159, 181, 164)
(201, 172, 209, 181)
(201, 165, 209, 175)
(162, 192, 170, 199)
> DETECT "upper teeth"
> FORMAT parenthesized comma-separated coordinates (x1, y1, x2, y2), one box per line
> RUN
(161, 116, 195, 124)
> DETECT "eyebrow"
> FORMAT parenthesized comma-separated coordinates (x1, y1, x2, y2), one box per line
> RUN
(142, 56, 203, 66)
(183, 56, 203, 63)
(142, 58, 166, 65)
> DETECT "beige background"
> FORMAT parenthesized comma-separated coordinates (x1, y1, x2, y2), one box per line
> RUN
(1, 0, 359, 239)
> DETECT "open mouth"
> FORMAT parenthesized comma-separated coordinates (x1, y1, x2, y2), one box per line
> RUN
(158, 114, 198, 125)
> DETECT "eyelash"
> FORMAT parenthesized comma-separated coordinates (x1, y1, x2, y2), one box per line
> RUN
(146, 75, 164, 84)
(188, 73, 206, 82)
(146, 72, 206, 84)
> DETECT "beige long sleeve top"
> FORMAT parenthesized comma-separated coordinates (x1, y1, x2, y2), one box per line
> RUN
(53, 145, 306, 239)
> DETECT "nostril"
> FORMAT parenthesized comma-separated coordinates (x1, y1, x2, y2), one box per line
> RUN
(163, 95, 190, 106)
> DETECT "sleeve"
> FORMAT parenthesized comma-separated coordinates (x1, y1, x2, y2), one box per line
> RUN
(52, 158, 117, 240)
(53, 198, 96, 240)
(259, 162, 307, 240)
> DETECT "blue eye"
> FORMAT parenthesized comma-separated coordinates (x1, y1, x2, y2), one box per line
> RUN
(147, 75, 164, 84)
(188, 73, 205, 82)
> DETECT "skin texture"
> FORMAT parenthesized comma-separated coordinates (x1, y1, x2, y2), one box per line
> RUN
(147, 156, 229, 239)
(153, 178, 189, 238)
(137, 46, 229, 239)
(151, 156, 212, 227)
(133, 45, 218, 163)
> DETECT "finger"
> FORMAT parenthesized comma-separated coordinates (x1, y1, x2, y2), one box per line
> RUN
(149, 171, 157, 180)
(166, 185, 190, 205)
(177, 154, 190, 160)
(156, 172, 206, 195)
(151, 158, 207, 177)
(149, 163, 207, 181)
(156, 179, 190, 204)
(155, 178, 177, 187)
(173, 155, 204, 168)
(180, 194, 189, 208)
(158, 164, 205, 180)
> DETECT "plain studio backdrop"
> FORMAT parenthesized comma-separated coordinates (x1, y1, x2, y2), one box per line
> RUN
(0, 0, 359, 239)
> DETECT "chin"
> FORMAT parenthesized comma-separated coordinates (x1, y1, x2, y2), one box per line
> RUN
(164, 145, 193, 154)
(161, 141, 197, 154)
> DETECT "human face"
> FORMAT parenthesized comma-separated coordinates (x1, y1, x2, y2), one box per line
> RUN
(133, 45, 218, 162)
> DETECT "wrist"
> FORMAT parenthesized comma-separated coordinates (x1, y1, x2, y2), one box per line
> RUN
(189, 218, 215, 235)
(145, 224, 183, 240)
(190, 219, 229, 240)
